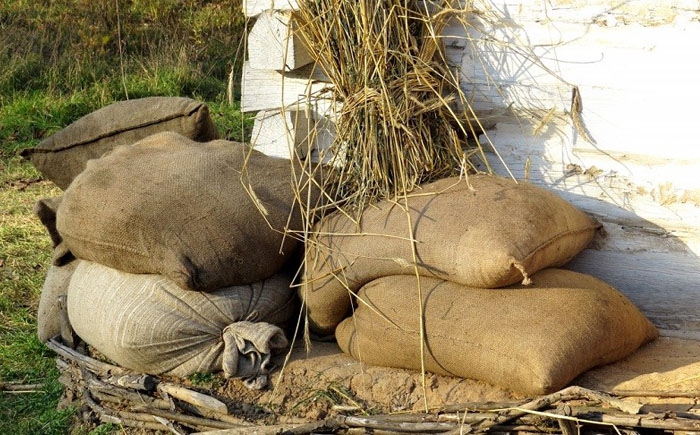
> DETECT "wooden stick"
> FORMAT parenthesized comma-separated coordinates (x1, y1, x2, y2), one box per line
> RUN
(578, 411, 700, 431)
(341, 414, 462, 433)
(83, 387, 165, 431)
(152, 415, 188, 435)
(556, 404, 578, 435)
(104, 373, 156, 391)
(472, 385, 642, 432)
(177, 401, 255, 427)
(46, 338, 131, 377)
(48, 338, 157, 391)
(130, 405, 242, 430)
(0, 383, 45, 393)
(439, 401, 524, 413)
(192, 419, 342, 435)
(158, 382, 228, 415)
(611, 390, 700, 399)
(88, 382, 172, 411)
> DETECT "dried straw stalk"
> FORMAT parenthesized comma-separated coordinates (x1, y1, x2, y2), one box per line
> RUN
(293, 0, 486, 217)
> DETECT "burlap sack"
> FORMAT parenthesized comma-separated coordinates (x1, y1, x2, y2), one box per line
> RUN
(67, 261, 296, 381)
(37, 259, 80, 343)
(21, 97, 219, 189)
(57, 131, 317, 291)
(302, 175, 600, 334)
(336, 269, 658, 395)
(33, 196, 72, 265)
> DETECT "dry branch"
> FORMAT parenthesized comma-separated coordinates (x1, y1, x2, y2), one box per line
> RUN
(46, 338, 133, 378)
(48, 337, 700, 434)
(157, 382, 228, 415)
(0, 382, 45, 393)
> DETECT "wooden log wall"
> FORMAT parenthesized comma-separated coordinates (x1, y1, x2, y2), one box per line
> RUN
(242, 2, 334, 161)
(455, 0, 700, 339)
(241, 0, 700, 339)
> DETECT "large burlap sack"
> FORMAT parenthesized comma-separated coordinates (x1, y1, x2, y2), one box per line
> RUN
(67, 261, 296, 381)
(302, 175, 600, 335)
(21, 97, 219, 189)
(37, 259, 80, 343)
(57, 131, 317, 291)
(336, 269, 658, 395)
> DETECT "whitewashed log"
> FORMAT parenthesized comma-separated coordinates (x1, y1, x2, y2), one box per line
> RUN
(243, 0, 298, 17)
(248, 10, 313, 71)
(240, 62, 330, 113)
(251, 106, 337, 162)
(447, 0, 700, 336)
(250, 109, 311, 159)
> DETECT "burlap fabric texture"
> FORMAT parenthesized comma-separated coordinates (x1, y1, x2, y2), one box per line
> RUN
(302, 175, 600, 335)
(67, 261, 295, 382)
(21, 97, 219, 190)
(34, 195, 78, 342)
(37, 259, 79, 343)
(57, 131, 317, 291)
(336, 269, 659, 395)
(33, 196, 72, 265)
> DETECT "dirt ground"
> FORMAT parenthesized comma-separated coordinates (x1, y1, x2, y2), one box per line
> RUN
(214, 335, 700, 424)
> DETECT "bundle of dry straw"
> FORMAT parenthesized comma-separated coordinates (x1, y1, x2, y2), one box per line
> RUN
(293, 0, 489, 216)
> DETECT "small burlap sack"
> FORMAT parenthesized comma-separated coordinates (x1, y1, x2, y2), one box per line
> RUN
(37, 259, 80, 343)
(57, 131, 317, 291)
(67, 261, 296, 382)
(21, 97, 219, 189)
(33, 196, 72, 265)
(34, 196, 78, 342)
(335, 269, 659, 395)
(302, 175, 600, 334)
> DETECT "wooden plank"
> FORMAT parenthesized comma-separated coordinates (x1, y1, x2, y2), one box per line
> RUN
(243, 0, 298, 17)
(564, 249, 700, 334)
(251, 107, 337, 163)
(247, 10, 313, 71)
(240, 62, 330, 112)
(250, 109, 311, 159)
(454, 2, 700, 155)
(241, 62, 330, 112)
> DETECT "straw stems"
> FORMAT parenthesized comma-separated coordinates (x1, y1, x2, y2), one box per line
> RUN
(294, 0, 482, 216)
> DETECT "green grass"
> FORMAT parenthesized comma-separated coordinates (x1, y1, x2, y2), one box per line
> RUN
(0, 0, 251, 432)
(0, 158, 70, 433)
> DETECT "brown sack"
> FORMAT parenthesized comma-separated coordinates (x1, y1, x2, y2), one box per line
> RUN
(37, 260, 80, 343)
(57, 131, 315, 291)
(67, 261, 296, 381)
(21, 97, 219, 189)
(335, 269, 658, 396)
(302, 175, 600, 335)
(33, 196, 72, 265)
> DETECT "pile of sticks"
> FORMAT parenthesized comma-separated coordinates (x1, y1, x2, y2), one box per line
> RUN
(48, 337, 700, 435)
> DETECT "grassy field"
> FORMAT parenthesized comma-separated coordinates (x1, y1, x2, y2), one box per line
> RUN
(0, 1, 250, 432)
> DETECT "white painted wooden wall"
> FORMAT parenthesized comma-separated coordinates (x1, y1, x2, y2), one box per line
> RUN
(242, 0, 700, 338)
(454, 0, 700, 338)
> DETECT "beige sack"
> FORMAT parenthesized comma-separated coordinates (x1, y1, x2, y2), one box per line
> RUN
(336, 269, 658, 395)
(37, 260, 80, 343)
(57, 131, 316, 291)
(302, 175, 600, 334)
(21, 97, 219, 189)
(67, 261, 296, 381)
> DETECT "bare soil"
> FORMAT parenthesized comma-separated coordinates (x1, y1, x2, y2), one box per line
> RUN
(213, 336, 700, 423)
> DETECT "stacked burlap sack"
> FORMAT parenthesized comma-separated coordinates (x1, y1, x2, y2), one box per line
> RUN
(301, 175, 659, 395)
(30, 97, 315, 385)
